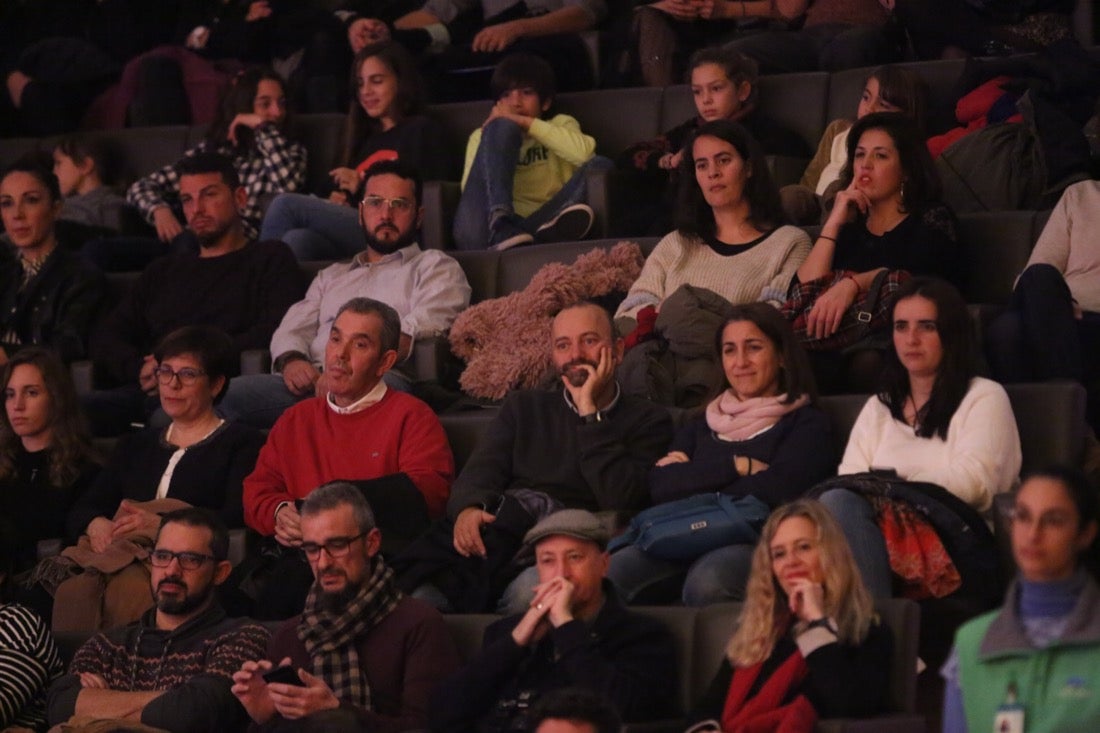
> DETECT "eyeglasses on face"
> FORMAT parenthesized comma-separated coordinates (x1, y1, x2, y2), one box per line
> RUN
(361, 195, 413, 213)
(154, 365, 207, 386)
(300, 532, 368, 561)
(149, 549, 217, 570)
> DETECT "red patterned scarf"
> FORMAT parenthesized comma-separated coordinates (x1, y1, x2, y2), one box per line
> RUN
(720, 649, 818, 733)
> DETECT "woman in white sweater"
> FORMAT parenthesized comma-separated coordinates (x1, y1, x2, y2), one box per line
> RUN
(615, 119, 811, 333)
(820, 277, 1021, 599)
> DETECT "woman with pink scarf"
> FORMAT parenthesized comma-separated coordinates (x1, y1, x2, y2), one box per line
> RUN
(608, 303, 835, 605)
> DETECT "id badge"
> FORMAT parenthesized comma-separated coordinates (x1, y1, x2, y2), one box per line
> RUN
(993, 703, 1024, 733)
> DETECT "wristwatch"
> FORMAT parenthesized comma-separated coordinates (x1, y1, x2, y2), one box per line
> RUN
(805, 617, 837, 634)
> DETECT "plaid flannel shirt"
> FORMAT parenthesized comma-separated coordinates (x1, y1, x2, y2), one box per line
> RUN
(126, 123, 306, 239)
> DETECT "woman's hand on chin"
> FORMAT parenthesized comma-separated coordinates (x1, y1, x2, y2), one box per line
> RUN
(787, 578, 826, 622)
(826, 183, 870, 229)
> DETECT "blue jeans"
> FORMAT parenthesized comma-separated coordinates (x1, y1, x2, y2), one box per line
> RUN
(818, 488, 892, 597)
(218, 370, 413, 430)
(608, 543, 755, 606)
(452, 117, 612, 250)
(260, 193, 363, 261)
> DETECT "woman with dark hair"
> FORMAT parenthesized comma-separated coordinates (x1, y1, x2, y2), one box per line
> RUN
(0, 158, 109, 364)
(787, 112, 958, 392)
(782, 65, 929, 225)
(0, 348, 99, 575)
(819, 278, 1021, 600)
(616, 120, 810, 332)
(609, 304, 833, 605)
(618, 46, 808, 235)
(126, 66, 305, 248)
(67, 325, 264, 548)
(942, 466, 1100, 732)
(260, 41, 457, 260)
(685, 500, 891, 731)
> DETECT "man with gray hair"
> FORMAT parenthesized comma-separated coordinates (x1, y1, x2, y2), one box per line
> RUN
(233, 482, 459, 732)
(242, 298, 453, 617)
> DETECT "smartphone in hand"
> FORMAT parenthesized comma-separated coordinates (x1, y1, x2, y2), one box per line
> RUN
(262, 666, 305, 687)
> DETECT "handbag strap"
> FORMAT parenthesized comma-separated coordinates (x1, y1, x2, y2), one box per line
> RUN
(855, 268, 892, 325)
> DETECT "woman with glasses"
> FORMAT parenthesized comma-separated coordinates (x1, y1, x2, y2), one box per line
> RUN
(25, 326, 263, 631)
(66, 325, 264, 554)
(941, 466, 1100, 732)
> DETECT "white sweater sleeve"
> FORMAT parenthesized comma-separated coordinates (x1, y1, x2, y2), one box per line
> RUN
(905, 379, 1021, 512)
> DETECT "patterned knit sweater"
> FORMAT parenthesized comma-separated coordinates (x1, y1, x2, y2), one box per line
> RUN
(616, 226, 811, 321)
(47, 604, 270, 732)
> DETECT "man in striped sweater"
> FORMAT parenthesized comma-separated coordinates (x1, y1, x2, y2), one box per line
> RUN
(45, 508, 270, 732)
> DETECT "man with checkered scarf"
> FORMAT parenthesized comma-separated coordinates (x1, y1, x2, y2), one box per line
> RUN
(231, 482, 460, 731)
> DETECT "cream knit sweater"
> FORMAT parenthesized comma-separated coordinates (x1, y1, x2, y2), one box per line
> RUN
(616, 225, 811, 320)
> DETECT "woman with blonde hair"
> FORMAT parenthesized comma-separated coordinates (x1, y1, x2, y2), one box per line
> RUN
(685, 499, 891, 732)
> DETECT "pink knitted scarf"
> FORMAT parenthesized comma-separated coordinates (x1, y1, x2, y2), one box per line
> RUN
(705, 391, 809, 442)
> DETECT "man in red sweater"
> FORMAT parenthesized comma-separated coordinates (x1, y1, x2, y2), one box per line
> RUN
(241, 297, 454, 617)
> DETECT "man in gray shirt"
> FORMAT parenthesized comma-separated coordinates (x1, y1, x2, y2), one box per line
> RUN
(219, 159, 471, 429)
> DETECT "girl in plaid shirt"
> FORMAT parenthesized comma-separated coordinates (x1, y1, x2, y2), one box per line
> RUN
(127, 67, 306, 246)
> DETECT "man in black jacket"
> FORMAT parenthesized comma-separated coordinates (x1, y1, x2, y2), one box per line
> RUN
(429, 509, 678, 732)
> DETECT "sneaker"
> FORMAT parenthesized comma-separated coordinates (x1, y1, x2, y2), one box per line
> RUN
(488, 216, 534, 251)
(534, 204, 594, 243)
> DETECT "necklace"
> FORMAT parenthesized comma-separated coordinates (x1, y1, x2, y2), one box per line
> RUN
(166, 417, 224, 448)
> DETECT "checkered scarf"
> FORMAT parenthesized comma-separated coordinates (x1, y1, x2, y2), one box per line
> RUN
(297, 557, 402, 709)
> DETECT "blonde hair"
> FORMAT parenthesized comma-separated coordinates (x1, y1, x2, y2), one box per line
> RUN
(726, 499, 875, 667)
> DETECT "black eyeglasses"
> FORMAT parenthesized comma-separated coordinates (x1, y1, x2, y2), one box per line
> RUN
(149, 549, 217, 570)
(300, 532, 368, 561)
(154, 365, 207, 386)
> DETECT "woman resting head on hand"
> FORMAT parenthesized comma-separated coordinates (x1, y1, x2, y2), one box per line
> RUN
(685, 499, 891, 731)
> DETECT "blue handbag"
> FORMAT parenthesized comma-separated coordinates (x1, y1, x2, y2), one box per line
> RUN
(609, 493, 771, 561)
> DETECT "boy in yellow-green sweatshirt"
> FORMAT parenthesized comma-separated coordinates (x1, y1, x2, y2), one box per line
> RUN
(453, 53, 612, 250)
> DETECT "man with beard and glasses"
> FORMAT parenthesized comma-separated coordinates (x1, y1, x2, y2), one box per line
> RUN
(401, 301, 672, 614)
(45, 508, 270, 732)
(219, 158, 471, 430)
(240, 298, 453, 618)
(85, 151, 305, 436)
(232, 482, 459, 733)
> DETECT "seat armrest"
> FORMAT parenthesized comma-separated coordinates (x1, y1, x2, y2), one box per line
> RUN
(422, 180, 462, 250)
(585, 166, 616, 238)
(410, 335, 462, 385)
(228, 528, 248, 567)
(70, 360, 95, 396)
(240, 349, 272, 376)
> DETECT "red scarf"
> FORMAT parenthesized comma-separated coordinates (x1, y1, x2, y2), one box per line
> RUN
(720, 649, 818, 733)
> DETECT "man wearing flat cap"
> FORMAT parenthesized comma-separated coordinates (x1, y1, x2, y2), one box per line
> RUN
(428, 509, 677, 733)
